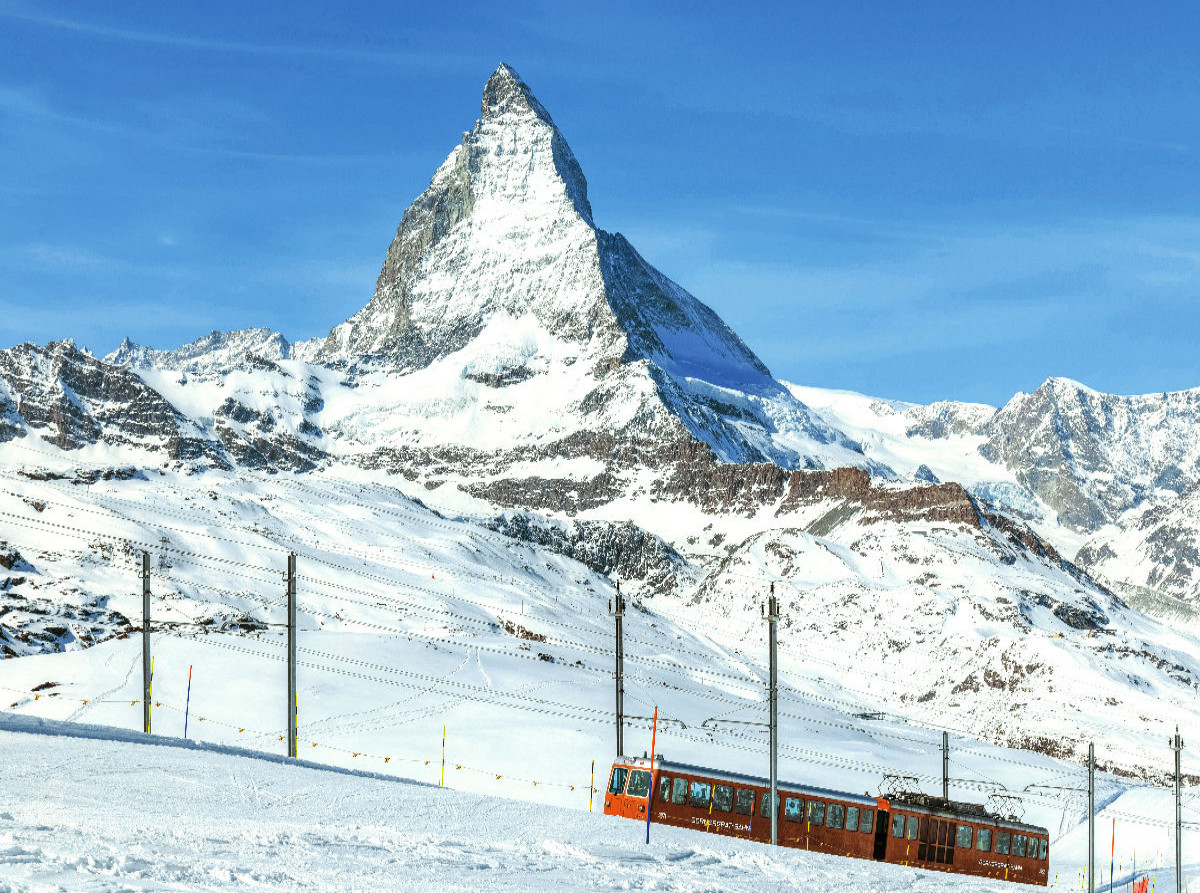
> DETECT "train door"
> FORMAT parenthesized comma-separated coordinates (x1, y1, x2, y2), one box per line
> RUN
(621, 768, 653, 819)
(873, 810, 889, 861)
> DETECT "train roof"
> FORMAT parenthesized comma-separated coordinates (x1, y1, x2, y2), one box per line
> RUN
(615, 755, 877, 808)
(891, 795, 1049, 836)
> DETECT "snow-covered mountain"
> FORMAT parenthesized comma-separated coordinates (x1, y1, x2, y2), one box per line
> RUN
(108, 328, 291, 374)
(2, 62, 1199, 813)
(981, 378, 1200, 532)
(300, 63, 871, 473)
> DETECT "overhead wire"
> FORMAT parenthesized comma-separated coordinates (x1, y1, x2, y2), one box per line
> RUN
(1, 463, 1190, 800)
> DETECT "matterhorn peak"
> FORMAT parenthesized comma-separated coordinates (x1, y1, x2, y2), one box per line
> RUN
(480, 63, 553, 123)
(308, 64, 864, 470)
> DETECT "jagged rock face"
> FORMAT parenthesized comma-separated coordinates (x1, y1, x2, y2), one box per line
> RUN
(904, 400, 995, 439)
(0, 591, 133, 659)
(317, 65, 602, 366)
(0, 341, 223, 463)
(1077, 483, 1200, 607)
(0, 540, 133, 659)
(484, 512, 697, 596)
(980, 378, 1200, 531)
(1, 341, 324, 473)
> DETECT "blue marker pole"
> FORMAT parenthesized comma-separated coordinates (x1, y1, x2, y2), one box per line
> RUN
(183, 665, 193, 739)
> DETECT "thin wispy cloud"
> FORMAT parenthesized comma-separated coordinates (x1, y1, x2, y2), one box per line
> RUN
(0, 8, 475, 67)
(0, 83, 405, 166)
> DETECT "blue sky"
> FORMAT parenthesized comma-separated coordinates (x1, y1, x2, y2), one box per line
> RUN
(1, 1, 1197, 405)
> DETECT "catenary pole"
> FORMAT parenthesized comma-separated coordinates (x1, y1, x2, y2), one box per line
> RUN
(287, 552, 297, 759)
(1088, 741, 1095, 893)
(612, 582, 625, 757)
(768, 583, 779, 847)
(141, 551, 151, 734)
(1175, 727, 1184, 893)
(942, 731, 949, 800)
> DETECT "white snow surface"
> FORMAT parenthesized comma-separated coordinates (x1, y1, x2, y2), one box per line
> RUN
(1, 703, 1191, 891)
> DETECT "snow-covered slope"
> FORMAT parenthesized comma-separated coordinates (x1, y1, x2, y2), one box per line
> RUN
(12, 712, 1175, 892)
(1077, 485, 1200, 610)
(2, 432, 1199, 790)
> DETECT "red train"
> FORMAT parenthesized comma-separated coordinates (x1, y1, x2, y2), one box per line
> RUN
(604, 756, 1050, 886)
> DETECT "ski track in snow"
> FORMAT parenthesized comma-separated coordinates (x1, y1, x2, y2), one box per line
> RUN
(65, 650, 139, 724)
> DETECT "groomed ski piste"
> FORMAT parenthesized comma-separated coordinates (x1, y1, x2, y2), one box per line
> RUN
(2, 433, 1200, 890)
(0, 713, 1174, 892)
(0, 712, 1192, 892)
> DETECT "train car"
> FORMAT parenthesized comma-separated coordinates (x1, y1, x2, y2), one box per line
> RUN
(603, 756, 1049, 887)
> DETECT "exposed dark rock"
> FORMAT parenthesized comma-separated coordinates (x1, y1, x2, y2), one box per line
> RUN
(485, 512, 692, 594)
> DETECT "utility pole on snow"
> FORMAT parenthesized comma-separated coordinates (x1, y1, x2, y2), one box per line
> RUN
(141, 551, 151, 735)
(766, 583, 779, 847)
(610, 582, 625, 757)
(1173, 727, 1184, 893)
(942, 731, 949, 800)
(287, 553, 298, 759)
(1088, 742, 1095, 893)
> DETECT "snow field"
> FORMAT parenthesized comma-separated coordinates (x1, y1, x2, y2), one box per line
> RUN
(0, 713, 1126, 892)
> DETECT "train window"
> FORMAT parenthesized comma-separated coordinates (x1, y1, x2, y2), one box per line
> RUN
(784, 797, 803, 823)
(760, 793, 779, 817)
(806, 800, 825, 826)
(977, 828, 992, 851)
(672, 777, 688, 805)
(608, 767, 629, 795)
(1039, 838, 1048, 860)
(860, 809, 874, 834)
(659, 777, 671, 801)
(713, 785, 734, 813)
(734, 789, 755, 815)
(891, 814, 905, 838)
(906, 816, 919, 840)
(828, 803, 845, 829)
(627, 771, 651, 799)
(957, 825, 973, 848)
(1012, 834, 1027, 858)
(689, 781, 711, 809)
(846, 806, 860, 832)
(996, 832, 1011, 855)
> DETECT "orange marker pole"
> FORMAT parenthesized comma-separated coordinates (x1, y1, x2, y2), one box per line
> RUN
(645, 706, 658, 845)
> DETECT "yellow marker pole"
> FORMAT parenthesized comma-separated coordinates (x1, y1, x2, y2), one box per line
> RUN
(589, 760, 594, 812)
(440, 725, 446, 787)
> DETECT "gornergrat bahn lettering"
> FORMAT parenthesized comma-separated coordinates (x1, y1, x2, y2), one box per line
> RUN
(603, 756, 1050, 886)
